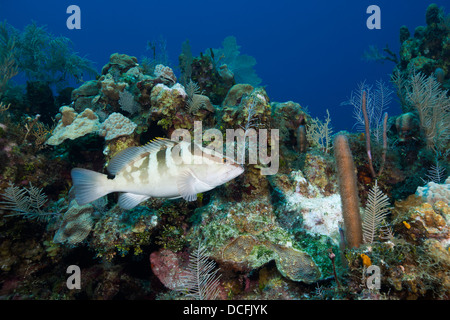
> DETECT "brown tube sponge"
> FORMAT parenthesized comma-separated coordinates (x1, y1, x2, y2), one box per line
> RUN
(297, 125, 307, 153)
(334, 134, 363, 248)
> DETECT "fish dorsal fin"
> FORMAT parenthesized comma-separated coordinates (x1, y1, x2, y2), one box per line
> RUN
(118, 193, 150, 210)
(107, 138, 177, 175)
(176, 169, 199, 202)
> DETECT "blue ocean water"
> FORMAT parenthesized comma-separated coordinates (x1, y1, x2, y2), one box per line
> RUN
(1, 0, 446, 132)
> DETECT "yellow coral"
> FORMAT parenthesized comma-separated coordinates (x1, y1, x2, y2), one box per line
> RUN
(360, 254, 372, 267)
(434, 201, 450, 217)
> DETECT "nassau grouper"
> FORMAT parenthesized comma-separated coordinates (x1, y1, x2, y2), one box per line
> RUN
(71, 138, 244, 210)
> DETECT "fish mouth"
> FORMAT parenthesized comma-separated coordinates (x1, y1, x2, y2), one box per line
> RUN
(235, 165, 244, 176)
(220, 164, 244, 184)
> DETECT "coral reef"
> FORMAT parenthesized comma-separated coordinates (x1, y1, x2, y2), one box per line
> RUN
(90, 204, 159, 261)
(99, 112, 137, 141)
(221, 86, 272, 130)
(150, 248, 190, 291)
(1, 6, 450, 301)
(396, 4, 450, 89)
(46, 107, 101, 146)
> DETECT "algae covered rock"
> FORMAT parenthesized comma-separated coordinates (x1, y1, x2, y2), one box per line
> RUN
(221, 87, 271, 129)
(270, 243, 321, 283)
(220, 235, 321, 283)
(187, 197, 322, 283)
(149, 248, 190, 291)
(90, 205, 159, 260)
(150, 83, 187, 114)
(395, 4, 450, 97)
(101, 53, 139, 75)
(100, 73, 128, 101)
(71, 80, 100, 101)
(222, 84, 254, 107)
(270, 168, 342, 243)
(149, 83, 214, 133)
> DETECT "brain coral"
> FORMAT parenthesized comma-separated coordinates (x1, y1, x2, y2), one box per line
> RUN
(99, 112, 137, 140)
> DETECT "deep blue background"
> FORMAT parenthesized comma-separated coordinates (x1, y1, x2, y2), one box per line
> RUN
(1, 0, 447, 132)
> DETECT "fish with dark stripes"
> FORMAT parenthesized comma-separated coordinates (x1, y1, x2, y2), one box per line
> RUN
(71, 138, 244, 210)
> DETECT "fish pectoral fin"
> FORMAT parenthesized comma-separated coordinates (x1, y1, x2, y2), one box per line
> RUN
(118, 193, 150, 210)
(177, 169, 199, 202)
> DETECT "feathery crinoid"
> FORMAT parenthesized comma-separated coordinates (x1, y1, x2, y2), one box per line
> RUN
(362, 180, 391, 244)
(178, 241, 221, 300)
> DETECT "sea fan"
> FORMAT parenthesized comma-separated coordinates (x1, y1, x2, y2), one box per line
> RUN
(362, 180, 391, 244)
(306, 109, 333, 154)
(119, 90, 141, 115)
(404, 71, 450, 151)
(209, 36, 261, 86)
(178, 241, 221, 300)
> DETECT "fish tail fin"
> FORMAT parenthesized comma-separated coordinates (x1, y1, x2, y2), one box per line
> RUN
(71, 168, 112, 205)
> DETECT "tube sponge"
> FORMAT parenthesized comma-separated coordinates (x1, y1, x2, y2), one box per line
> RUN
(297, 125, 307, 153)
(334, 134, 363, 248)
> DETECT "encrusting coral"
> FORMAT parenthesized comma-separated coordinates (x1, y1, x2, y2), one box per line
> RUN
(98, 112, 137, 141)
(46, 107, 101, 146)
